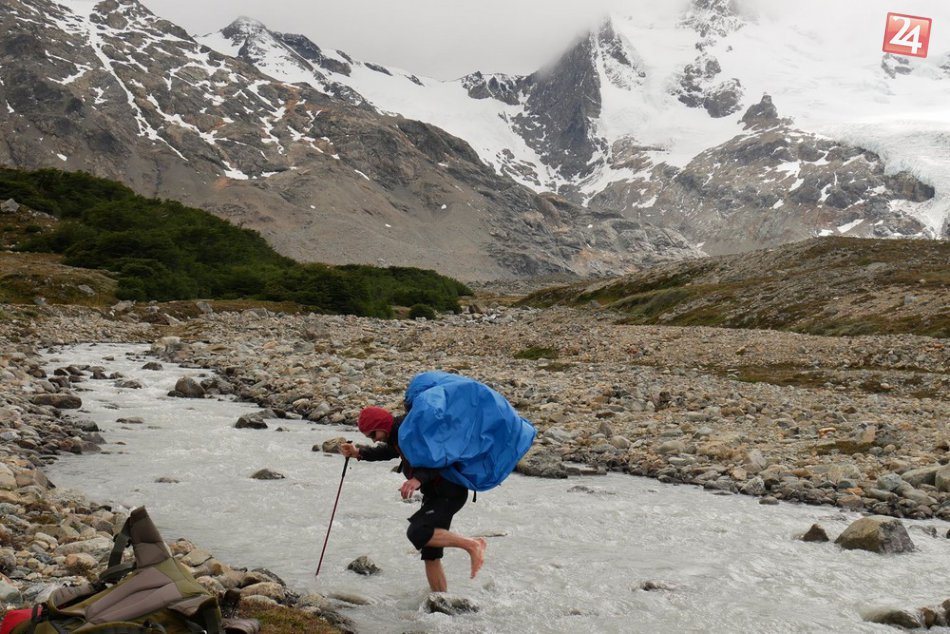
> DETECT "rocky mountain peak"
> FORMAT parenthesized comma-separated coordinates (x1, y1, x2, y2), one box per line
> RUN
(680, 0, 744, 40)
(740, 94, 787, 130)
(460, 71, 526, 105)
(512, 31, 604, 181)
(277, 32, 352, 77)
(221, 16, 268, 38)
(592, 16, 646, 90)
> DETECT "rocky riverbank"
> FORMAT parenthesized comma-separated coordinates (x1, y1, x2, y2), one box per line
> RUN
(0, 305, 351, 632)
(1, 301, 948, 630)
(148, 303, 948, 520)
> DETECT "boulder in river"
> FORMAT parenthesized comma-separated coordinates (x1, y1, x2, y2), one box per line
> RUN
(235, 413, 269, 430)
(251, 469, 285, 480)
(800, 524, 830, 543)
(168, 377, 205, 398)
(424, 593, 479, 615)
(346, 555, 381, 575)
(834, 515, 915, 554)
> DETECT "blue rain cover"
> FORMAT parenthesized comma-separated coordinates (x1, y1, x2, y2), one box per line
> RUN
(399, 372, 537, 492)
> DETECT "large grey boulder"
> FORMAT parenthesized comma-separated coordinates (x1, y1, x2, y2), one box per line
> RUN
(169, 377, 205, 398)
(834, 516, 915, 554)
(900, 465, 943, 488)
(934, 466, 950, 493)
(235, 412, 269, 430)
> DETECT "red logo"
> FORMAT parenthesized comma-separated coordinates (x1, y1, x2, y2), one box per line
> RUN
(882, 12, 932, 58)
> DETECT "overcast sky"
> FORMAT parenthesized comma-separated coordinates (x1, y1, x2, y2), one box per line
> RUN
(138, 0, 666, 79)
(138, 0, 949, 80)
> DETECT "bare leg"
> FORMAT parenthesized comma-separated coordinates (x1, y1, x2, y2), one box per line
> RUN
(425, 529, 488, 579)
(424, 560, 447, 592)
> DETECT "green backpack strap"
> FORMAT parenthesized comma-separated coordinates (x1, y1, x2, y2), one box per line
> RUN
(98, 516, 136, 587)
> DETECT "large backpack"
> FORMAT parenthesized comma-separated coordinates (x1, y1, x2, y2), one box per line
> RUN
(8, 507, 224, 634)
(398, 371, 537, 492)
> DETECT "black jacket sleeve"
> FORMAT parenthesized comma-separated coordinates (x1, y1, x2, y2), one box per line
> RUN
(358, 442, 400, 462)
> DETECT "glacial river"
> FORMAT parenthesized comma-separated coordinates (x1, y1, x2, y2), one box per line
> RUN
(43, 343, 950, 633)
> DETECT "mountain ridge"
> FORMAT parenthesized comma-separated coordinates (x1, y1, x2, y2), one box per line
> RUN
(0, 0, 700, 281)
(199, 1, 949, 253)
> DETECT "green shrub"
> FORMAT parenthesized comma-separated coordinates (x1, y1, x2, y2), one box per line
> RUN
(409, 303, 437, 320)
(2, 167, 471, 318)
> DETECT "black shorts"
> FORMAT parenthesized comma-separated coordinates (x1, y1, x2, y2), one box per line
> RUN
(406, 478, 468, 560)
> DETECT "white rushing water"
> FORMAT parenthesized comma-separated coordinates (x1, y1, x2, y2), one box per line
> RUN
(43, 343, 950, 633)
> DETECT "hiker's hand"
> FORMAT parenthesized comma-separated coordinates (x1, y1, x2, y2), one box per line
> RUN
(400, 478, 421, 499)
(340, 443, 360, 459)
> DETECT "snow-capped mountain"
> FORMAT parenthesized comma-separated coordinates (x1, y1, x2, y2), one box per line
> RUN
(199, 0, 949, 254)
(0, 0, 700, 280)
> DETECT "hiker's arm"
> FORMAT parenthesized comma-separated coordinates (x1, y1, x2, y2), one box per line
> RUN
(347, 442, 399, 461)
(399, 465, 439, 498)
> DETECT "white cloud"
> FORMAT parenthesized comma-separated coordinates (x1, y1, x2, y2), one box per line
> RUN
(140, 0, 950, 80)
(139, 0, 677, 79)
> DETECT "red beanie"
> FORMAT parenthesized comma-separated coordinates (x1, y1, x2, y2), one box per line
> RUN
(358, 407, 394, 437)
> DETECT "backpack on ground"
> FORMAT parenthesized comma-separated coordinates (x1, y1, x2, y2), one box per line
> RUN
(398, 371, 537, 492)
(7, 507, 226, 634)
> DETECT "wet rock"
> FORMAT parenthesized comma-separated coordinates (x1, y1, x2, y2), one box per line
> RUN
(424, 593, 479, 615)
(169, 377, 205, 398)
(800, 524, 829, 543)
(327, 592, 371, 606)
(864, 607, 924, 628)
(235, 413, 268, 430)
(637, 580, 677, 592)
(296, 594, 354, 632)
(250, 469, 284, 480)
(346, 555, 380, 575)
(320, 438, 347, 454)
(834, 516, 915, 554)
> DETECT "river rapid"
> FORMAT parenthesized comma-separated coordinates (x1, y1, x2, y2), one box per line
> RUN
(43, 343, 950, 633)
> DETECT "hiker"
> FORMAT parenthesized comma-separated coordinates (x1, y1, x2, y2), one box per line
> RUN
(340, 406, 487, 592)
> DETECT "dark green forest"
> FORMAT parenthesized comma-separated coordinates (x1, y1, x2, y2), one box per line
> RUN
(0, 168, 471, 317)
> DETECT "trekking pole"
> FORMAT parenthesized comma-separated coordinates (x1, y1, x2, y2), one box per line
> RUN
(315, 455, 350, 576)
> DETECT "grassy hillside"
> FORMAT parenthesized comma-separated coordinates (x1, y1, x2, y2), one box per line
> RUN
(0, 168, 471, 317)
(521, 237, 949, 337)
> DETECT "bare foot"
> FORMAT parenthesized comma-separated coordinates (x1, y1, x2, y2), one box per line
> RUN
(469, 537, 487, 578)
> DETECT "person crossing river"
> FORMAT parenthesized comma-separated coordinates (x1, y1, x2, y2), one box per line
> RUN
(340, 406, 487, 592)
(340, 371, 535, 592)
